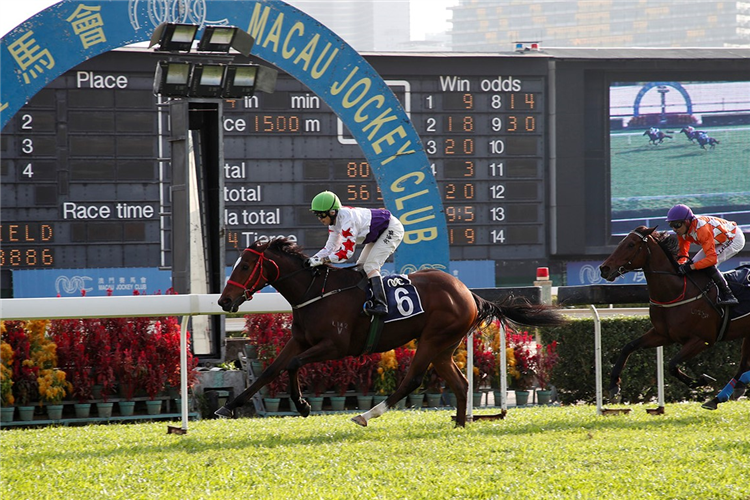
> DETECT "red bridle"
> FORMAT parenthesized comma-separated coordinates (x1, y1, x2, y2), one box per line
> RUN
(225, 248, 281, 300)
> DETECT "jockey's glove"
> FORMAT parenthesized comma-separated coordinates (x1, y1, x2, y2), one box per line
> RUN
(305, 256, 329, 267)
(677, 263, 691, 275)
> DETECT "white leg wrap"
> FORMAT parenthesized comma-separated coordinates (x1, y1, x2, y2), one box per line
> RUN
(360, 401, 388, 423)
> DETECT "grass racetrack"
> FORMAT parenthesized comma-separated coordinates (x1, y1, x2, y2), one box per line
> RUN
(2, 402, 750, 499)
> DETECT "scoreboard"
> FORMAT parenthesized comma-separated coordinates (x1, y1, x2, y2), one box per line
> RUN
(0, 50, 549, 287)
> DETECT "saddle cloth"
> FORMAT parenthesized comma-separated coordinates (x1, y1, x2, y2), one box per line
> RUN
(367, 274, 424, 323)
(724, 266, 750, 320)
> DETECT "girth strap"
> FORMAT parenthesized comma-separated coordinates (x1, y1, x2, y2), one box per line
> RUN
(361, 315, 384, 356)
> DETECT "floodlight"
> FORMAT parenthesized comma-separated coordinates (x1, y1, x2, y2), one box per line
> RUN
(197, 26, 254, 56)
(153, 61, 193, 97)
(222, 65, 258, 98)
(189, 64, 227, 98)
(253, 65, 279, 95)
(149, 23, 199, 52)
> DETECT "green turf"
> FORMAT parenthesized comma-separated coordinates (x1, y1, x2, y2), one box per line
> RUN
(2, 402, 749, 499)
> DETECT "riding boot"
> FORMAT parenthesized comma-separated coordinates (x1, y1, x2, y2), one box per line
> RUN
(365, 275, 388, 316)
(707, 266, 739, 306)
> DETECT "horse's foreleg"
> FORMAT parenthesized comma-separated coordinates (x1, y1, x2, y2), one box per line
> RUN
(609, 328, 669, 401)
(703, 337, 750, 410)
(215, 339, 303, 418)
(287, 367, 311, 417)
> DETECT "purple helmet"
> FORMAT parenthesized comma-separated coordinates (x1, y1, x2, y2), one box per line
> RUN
(666, 204, 694, 222)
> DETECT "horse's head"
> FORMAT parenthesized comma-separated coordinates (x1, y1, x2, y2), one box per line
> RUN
(218, 241, 281, 313)
(599, 226, 657, 281)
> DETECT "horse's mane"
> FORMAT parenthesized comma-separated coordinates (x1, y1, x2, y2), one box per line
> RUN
(652, 230, 680, 267)
(251, 237, 309, 261)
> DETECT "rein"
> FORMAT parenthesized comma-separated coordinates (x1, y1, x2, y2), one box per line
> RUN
(621, 230, 716, 309)
(225, 248, 281, 300)
(227, 247, 363, 307)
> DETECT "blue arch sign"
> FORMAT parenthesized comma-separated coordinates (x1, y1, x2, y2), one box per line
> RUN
(632, 81, 693, 116)
(0, 0, 449, 274)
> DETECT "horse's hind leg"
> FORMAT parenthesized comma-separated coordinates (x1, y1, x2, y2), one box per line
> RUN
(430, 348, 468, 427)
(703, 337, 750, 410)
(667, 337, 712, 388)
(351, 341, 447, 427)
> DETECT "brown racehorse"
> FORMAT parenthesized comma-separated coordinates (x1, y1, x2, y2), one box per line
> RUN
(215, 237, 567, 427)
(599, 226, 750, 408)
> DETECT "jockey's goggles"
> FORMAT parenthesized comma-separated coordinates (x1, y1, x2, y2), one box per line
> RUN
(669, 221, 683, 229)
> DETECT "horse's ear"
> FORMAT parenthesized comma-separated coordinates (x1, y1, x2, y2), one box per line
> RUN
(645, 226, 658, 236)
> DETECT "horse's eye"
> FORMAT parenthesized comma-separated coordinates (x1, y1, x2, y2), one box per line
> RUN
(627, 242, 635, 248)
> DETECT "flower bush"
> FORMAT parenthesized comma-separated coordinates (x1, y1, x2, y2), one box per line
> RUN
(532, 340, 559, 391)
(507, 331, 536, 391)
(38, 369, 71, 404)
(2, 321, 38, 406)
(330, 358, 358, 396)
(352, 353, 380, 395)
(374, 350, 398, 395)
(1, 340, 15, 406)
(300, 362, 333, 396)
(395, 344, 416, 389)
(50, 319, 93, 403)
(246, 313, 293, 364)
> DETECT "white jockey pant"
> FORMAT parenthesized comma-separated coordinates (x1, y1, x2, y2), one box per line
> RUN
(357, 217, 405, 277)
(694, 230, 746, 266)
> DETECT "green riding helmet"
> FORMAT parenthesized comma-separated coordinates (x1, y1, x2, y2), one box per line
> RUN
(310, 191, 341, 212)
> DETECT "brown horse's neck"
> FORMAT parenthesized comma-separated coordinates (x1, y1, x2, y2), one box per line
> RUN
(642, 238, 692, 303)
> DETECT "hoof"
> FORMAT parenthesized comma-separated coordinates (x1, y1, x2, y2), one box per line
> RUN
(351, 415, 368, 427)
(214, 406, 234, 418)
(701, 398, 719, 411)
(608, 387, 622, 404)
(296, 400, 311, 418)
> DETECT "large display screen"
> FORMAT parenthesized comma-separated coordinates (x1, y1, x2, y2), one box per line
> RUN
(609, 80, 750, 236)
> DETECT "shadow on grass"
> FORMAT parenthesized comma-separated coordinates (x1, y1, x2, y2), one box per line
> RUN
(23, 403, 740, 462)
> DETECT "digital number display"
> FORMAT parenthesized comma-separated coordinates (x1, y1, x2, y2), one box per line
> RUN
(222, 61, 546, 268)
(1, 51, 547, 285)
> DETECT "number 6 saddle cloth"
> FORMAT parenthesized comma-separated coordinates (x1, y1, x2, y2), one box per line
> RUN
(366, 274, 425, 323)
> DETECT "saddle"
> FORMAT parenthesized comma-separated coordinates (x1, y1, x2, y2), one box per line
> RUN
(724, 266, 750, 320)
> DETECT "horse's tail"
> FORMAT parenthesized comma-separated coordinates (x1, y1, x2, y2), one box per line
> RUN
(471, 294, 568, 330)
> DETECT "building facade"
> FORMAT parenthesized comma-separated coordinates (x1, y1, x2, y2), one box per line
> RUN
(450, 0, 748, 52)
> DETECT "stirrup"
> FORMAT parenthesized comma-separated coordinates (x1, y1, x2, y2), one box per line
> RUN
(364, 303, 388, 316)
(717, 295, 739, 306)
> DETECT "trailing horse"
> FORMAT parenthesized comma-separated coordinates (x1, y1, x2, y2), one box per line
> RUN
(216, 237, 567, 427)
(643, 129, 672, 145)
(599, 226, 750, 409)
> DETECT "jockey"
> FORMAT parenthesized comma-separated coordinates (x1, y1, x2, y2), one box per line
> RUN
(666, 204, 745, 305)
(306, 190, 405, 316)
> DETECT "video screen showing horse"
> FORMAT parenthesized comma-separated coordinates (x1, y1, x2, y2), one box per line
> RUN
(609, 81, 750, 236)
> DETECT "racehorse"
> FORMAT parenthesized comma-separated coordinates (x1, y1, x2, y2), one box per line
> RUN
(598, 226, 750, 409)
(695, 132, 720, 150)
(679, 127, 704, 143)
(643, 129, 672, 145)
(215, 237, 567, 427)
